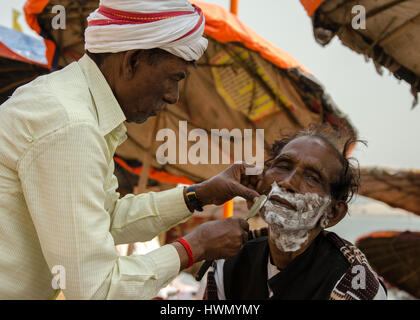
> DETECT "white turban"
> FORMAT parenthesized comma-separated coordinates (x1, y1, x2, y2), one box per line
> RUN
(85, 0, 208, 61)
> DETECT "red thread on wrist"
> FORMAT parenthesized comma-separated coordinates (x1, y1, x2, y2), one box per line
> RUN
(174, 238, 194, 268)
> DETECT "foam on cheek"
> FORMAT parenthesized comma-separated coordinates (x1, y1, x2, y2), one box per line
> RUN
(263, 182, 331, 252)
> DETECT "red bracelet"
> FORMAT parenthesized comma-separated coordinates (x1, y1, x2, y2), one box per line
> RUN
(174, 238, 194, 268)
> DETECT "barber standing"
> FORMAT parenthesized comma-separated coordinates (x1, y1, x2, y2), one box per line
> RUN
(0, 0, 259, 299)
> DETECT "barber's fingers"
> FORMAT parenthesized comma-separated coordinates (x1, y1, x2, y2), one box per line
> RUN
(237, 162, 264, 192)
(233, 218, 249, 244)
(246, 199, 255, 210)
(231, 182, 260, 204)
(236, 162, 263, 177)
(242, 230, 249, 244)
(238, 217, 250, 232)
(230, 218, 249, 244)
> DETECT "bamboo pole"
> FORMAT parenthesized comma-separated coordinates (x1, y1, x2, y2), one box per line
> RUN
(223, 199, 234, 219)
(230, 0, 238, 16)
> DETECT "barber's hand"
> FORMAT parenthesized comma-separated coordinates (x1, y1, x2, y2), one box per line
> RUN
(183, 217, 249, 262)
(195, 163, 263, 208)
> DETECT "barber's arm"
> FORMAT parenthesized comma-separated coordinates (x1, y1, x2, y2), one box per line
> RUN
(109, 186, 193, 245)
(109, 161, 261, 245)
(110, 158, 262, 270)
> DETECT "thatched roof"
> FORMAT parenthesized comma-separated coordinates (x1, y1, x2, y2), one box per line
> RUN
(300, 0, 420, 107)
(359, 167, 420, 216)
(356, 231, 420, 298)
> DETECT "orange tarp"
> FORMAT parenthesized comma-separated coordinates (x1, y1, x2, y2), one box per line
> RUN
(299, 0, 324, 16)
(192, 0, 310, 74)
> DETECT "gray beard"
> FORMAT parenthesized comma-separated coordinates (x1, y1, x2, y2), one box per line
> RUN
(263, 182, 331, 252)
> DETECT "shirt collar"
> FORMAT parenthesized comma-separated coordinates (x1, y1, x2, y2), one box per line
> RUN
(267, 255, 281, 279)
(78, 54, 126, 136)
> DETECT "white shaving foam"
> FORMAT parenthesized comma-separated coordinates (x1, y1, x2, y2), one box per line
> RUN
(262, 182, 331, 252)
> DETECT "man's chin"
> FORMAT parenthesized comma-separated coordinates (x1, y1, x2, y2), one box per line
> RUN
(125, 107, 164, 124)
(126, 115, 149, 124)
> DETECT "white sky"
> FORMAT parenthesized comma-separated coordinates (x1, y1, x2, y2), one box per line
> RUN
(2, 0, 419, 170)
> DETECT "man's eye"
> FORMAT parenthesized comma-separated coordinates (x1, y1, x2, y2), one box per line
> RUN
(173, 74, 186, 81)
(306, 174, 320, 184)
(275, 164, 290, 171)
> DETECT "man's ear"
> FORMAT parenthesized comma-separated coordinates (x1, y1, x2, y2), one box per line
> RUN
(325, 200, 348, 228)
(121, 50, 143, 80)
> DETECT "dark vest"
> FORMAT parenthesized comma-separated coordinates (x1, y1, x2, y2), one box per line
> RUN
(223, 233, 350, 300)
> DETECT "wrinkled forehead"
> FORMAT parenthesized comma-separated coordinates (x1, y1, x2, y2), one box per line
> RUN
(277, 136, 343, 182)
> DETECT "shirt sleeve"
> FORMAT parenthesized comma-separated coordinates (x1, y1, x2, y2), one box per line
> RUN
(109, 183, 192, 245)
(18, 122, 190, 299)
(213, 259, 227, 300)
(373, 282, 388, 300)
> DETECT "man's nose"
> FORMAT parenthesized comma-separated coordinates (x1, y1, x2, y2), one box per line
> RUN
(163, 88, 179, 105)
(279, 172, 299, 193)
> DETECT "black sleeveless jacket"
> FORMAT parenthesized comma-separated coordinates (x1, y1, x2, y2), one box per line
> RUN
(223, 233, 350, 300)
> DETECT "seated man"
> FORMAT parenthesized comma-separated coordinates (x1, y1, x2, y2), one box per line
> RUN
(204, 126, 387, 300)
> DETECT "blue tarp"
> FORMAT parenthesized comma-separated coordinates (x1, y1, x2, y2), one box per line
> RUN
(0, 25, 47, 65)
